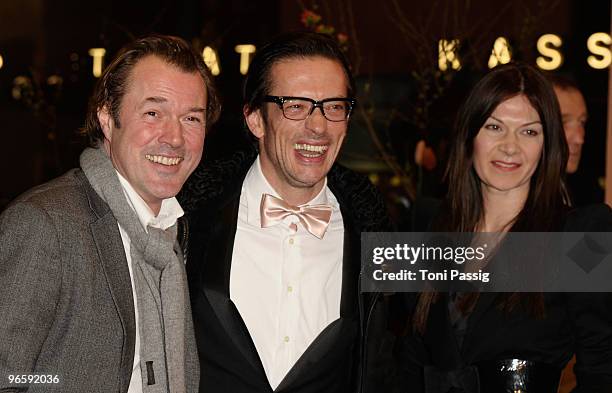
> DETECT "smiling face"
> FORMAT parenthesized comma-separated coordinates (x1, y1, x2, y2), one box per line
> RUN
(245, 56, 350, 205)
(473, 94, 544, 201)
(98, 55, 207, 214)
(554, 86, 587, 174)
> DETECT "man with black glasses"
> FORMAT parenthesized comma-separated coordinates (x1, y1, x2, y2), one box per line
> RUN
(180, 32, 392, 393)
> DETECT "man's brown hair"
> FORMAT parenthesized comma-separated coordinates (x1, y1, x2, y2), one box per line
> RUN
(82, 34, 221, 147)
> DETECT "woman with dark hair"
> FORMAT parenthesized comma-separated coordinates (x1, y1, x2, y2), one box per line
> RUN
(398, 63, 612, 393)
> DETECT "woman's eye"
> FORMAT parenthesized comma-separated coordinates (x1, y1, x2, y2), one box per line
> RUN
(523, 129, 539, 136)
(485, 124, 500, 131)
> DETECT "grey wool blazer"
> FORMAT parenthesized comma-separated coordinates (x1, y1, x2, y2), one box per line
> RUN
(0, 168, 197, 393)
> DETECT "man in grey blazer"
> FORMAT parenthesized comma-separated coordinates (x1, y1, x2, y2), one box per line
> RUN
(0, 34, 219, 393)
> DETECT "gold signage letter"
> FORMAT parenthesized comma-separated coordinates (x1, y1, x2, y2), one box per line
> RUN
(203, 46, 221, 76)
(438, 39, 461, 71)
(536, 34, 563, 70)
(88, 48, 106, 77)
(235, 44, 256, 75)
(587, 32, 612, 69)
(488, 37, 512, 68)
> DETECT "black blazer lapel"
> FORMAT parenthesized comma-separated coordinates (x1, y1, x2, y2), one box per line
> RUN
(340, 214, 360, 319)
(85, 176, 136, 393)
(275, 318, 357, 392)
(200, 196, 267, 377)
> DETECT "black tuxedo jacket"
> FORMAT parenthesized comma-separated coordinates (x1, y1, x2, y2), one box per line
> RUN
(179, 148, 392, 393)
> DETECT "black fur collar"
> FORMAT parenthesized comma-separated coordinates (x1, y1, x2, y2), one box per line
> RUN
(178, 146, 391, 233)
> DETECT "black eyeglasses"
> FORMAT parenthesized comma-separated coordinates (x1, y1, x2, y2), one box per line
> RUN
(263, 95, 356, 122)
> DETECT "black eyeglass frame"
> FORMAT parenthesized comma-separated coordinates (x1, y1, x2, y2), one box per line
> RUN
(263, 95, 356, 122)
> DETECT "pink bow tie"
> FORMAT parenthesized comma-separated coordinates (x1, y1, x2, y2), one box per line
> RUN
(260, 194, 332, 239)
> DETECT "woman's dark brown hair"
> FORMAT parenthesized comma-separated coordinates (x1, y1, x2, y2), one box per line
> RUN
(414, 62, 569, 332)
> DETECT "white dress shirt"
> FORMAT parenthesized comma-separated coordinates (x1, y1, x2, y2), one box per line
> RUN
(115, 171, 185, 393)
(230, 157, 344, 389)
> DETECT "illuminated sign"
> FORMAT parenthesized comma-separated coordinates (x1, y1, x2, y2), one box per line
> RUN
(202, 46, 221, 76)
(438, 39, 461, 71)
(83, 44, 257, 77)
(488, 37, 512, 69)
(587, 32, 612, 69)
(234, 44, 256, 75)
(536, 34, 563, 70)
(432, 33, 610, 72)
(88, 48, 106, 77)
(3, 33, 608, 78)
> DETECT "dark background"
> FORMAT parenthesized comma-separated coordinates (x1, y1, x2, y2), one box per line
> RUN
(1, 0, 610, 213)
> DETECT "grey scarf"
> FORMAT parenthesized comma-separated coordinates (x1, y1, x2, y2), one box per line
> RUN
(80, 147, 198, 393)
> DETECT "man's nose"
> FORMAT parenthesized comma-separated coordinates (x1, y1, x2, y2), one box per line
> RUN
(159, 119, 185, 147)
(565, 124, 585, 145)
(305, 105, 328, 134)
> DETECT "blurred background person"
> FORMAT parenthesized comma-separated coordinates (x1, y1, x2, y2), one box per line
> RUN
(552, 76, 587, 175)
(549, 74, 604, 206)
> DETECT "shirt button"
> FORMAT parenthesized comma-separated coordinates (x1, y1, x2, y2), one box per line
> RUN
(289, 223, 298, 233)
(287, 286, 293, 293)
(288, 238, 294, 245)
(283, 336, 290, 343)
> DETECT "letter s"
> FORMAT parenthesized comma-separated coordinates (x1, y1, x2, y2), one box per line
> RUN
(536, 34, 563, 71)
(587, 32, 612, 69)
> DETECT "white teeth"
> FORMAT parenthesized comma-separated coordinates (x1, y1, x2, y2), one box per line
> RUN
(145, 154, 182, 166)
(293, 143, 329, 153)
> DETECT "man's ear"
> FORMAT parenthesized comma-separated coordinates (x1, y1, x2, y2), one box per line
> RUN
(97, 105, 113, 141)
(244, 105, 265, 139)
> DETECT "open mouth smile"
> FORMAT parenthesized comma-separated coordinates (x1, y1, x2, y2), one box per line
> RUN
(145, 154, 183, 166)
(293, 143, 329, 158)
